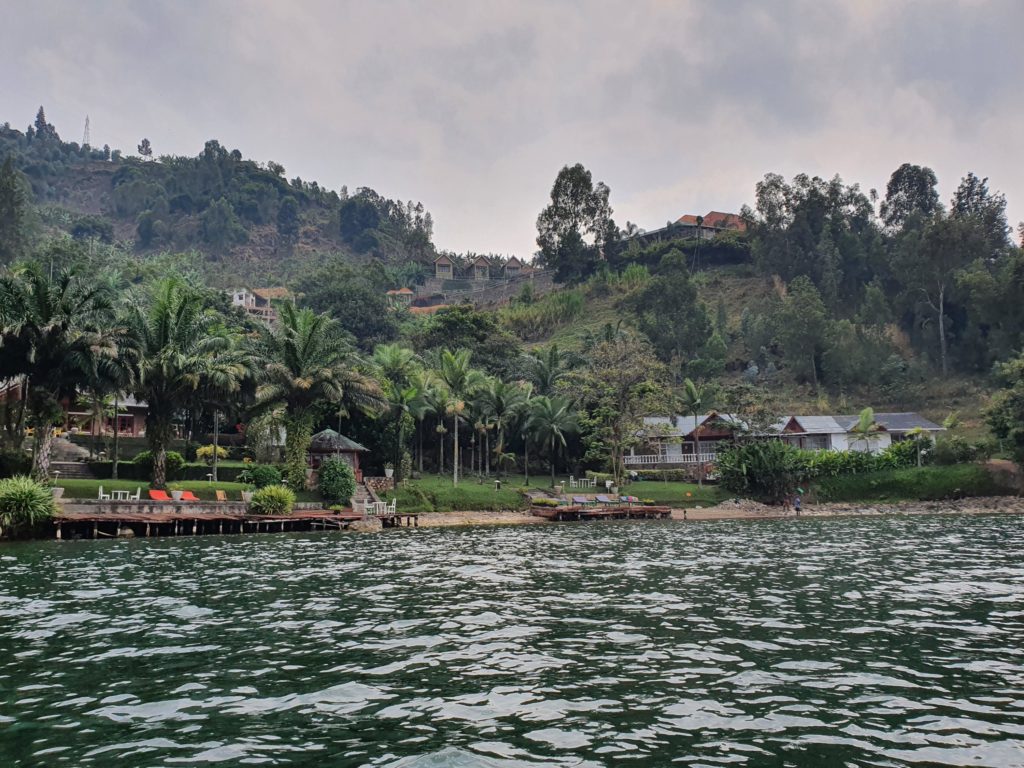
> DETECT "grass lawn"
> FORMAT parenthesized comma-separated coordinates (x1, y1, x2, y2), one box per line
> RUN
(56, 478, 319, 503)
(383, 474, 531, 514)
(382, 473, 730, 513)
(625, 481, 731, 507)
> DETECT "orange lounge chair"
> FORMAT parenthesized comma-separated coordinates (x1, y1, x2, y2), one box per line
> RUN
(215, 490, 228, 502)
(148, 489, 172, 502)
(179, 491, 200, 502)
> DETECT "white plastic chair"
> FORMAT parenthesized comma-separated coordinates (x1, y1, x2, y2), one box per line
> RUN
(131, 487, 141, 501)
(98, 486, 110, 500)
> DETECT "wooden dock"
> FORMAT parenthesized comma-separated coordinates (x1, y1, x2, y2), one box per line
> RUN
(51, 508, 420, 539)
(530, 504, 672, 522)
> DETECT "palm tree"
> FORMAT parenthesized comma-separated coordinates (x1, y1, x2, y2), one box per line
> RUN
(681, 377, 707, 487)
(518, 386, 535, 484)
(0, 265, 116, 480)
(905, 426, 928, 467)
(849, 407, 882, 453)
(199, 327, 254, 482)
(255, 302, 384, 488)
(408, 368, 439, 473)
(436, 349, 484, 485)
(478, 378, 528, 478)
(125, 278, 235, 489)
(372, 344, 420, 482)
(527, 395, 577, 487)
(522, 345, 580, 396)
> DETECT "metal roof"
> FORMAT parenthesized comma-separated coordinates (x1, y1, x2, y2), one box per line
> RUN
(786, 415, 846, 434)
(835, 412, 944, 432)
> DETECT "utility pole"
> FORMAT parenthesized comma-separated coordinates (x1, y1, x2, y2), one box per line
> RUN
(82, 115, 90, 148)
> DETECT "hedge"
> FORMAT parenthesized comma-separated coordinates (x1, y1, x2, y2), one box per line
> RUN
(86, 461, 246, 482)
(813, 465, 1012, 503)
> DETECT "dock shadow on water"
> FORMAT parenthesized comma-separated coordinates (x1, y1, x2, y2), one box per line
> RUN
(2, 515, 1024, 767)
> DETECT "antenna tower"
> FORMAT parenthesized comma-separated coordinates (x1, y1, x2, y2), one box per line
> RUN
(82, 115, 90, 147)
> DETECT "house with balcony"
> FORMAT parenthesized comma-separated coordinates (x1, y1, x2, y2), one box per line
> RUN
(626, 411, 943, 467)
(230, 287, 290, 324)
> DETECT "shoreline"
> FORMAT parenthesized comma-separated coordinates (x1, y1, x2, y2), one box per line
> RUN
(412, 496, 1024, 528)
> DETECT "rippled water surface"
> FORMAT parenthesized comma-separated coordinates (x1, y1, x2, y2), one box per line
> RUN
(3, 516, 1024, 767)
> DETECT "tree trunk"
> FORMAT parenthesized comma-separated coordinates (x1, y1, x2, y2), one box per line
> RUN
(938, 284, 948, 377)
(695, 430, 703, 488)
(212, 410, 220, 483)
(395, 421, 404, 483)
(524, 439, 529, 485)
(418, 421, 424, 472)
(550, 436, 556, 487)
(485, 430, 490, 477)
(283, 414, 313, 489)
(148, 412, 174, 489)
(31, 427, 56, 483)
(90, 394, 98, 460)
(438, 426, 444, 477)
(112, 393, 120, 480)
(453, 416, 459, 485)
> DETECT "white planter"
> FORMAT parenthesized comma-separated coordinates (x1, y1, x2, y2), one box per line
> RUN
(384, 468, 394, 478)
(241, 491, 254, 503)
(51, 487, 65, 500)
(170, 490, 184, 501)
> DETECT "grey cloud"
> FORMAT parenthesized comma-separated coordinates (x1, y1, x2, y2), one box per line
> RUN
(1, 0, 1021, 257)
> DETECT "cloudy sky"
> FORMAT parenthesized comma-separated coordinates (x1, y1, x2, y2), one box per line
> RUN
(4, 0, 1022, 255)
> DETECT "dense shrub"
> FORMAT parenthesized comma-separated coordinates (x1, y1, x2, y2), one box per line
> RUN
(931, 436, 983, 466)
(717, 440, 810, 504)
(501, 289, 585, 341)
(0, 476, 57, 537)
(879, 438, 931, 468)
(0, 450, 32, 478)
(248, 485, 295, 515)
(238, 464, 283, 489)
(133, 450, 185, 480)
(814, 465, 1009, 503)
(195, 444, 229, 464)
(318, 458, 356, 504)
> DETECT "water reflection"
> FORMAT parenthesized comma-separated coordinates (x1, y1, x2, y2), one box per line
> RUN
(1, 515, 1023, 766)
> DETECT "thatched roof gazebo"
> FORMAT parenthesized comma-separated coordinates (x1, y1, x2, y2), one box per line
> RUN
(307, 429, 368, 481)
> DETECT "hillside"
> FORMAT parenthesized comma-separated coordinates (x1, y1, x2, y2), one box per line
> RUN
(1, 109, 435, 285)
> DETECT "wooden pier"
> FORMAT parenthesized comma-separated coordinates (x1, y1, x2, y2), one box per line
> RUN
(530, 504, 672, 522)
(51, 507, 420, 539)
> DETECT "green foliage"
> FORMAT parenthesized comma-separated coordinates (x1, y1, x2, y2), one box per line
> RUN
(195, 444, 229, 464)
(532, 497, 559, 507)
(501, 289, 584, 341)
(238, 464, 282, 488)
(134, 450, 186, 481)
(536, 163, 616, 283)
(931, 436, 989, 466)
(775, 276, 828, 385)
(814, 465, 1008, 503)
(0, 156, 30, 265)
(716, 440, 809, 504)
(383, 474, 528, 514)
(248, 484, 296, 515)
(413, 305, 522, 379)
(0, 475, 56, 536)
(0, 450, 32, 478)
(317, 457, 356, 504)
(624, 249, 712, 369)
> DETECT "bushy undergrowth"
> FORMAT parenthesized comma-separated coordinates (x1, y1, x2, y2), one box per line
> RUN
(502, 289, 585, 341)
(317, 458, 356, 504)
(238, 464, 283, 489)
(0, 476, 57, 537)
(0, 450, 32, 479)
(385, 476, 528, 514)
(133, 450, 186, 480)
(248, 485, 295, 515)
(814, 465, 1009, 502)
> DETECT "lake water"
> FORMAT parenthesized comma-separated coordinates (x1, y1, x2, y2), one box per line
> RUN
(2, 516, 1024, 767)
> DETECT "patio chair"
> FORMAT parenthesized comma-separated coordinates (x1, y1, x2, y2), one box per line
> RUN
(179, 491, 201, 502)
(131, 487, 141, 501)
(571, 495, 592, 506)
(97, 486, 111, 500)
(215, 490, 228, 502)
(148, 489, 172, 502)
(595, 494, 614, 506)
(387, 499, 397, 514)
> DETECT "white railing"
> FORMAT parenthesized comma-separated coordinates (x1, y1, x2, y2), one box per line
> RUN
(624, 453, 716, 466)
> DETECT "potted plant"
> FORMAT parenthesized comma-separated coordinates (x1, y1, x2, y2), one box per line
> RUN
(170, 489, 184, 502)
(383, 462, 394, 479)
(241, 485, 255, 503)
(50, 485, 65, 500)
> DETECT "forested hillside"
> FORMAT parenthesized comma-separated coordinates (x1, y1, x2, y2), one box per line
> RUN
(0, 108, 436, 283)
(2, 107, 1024, 442)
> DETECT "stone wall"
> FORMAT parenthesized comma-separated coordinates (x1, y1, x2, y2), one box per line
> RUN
(365, 476, 394, 495)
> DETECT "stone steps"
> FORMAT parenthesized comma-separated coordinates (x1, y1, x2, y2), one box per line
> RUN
(52, 462, 96, 479)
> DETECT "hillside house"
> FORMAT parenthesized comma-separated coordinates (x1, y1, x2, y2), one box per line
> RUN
(627, 411, 943, 467)
(504, 256, 524, 278)
(230, 287, 290, 324)
(471, 255, 491, 280)
(385, 287, 414, 307)
(433, 253, 455, 279)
